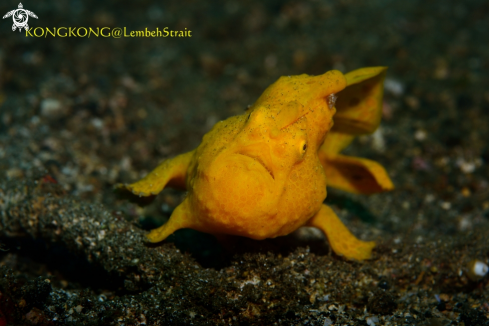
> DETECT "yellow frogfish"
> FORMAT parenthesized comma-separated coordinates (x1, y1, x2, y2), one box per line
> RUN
(117, 67, 394, 260)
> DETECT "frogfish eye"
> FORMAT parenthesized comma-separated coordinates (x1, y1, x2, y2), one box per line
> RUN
(303, 144, 307, 151)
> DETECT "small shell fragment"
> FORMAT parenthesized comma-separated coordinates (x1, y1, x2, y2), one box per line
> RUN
(327, 93, 337, 110)
(466, 259, 488, 281)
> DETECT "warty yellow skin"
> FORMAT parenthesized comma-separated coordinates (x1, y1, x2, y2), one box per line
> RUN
(117, 67, 394, 260)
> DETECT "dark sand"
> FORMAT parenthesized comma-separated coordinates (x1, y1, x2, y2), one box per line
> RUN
(1, 1, 488, 325)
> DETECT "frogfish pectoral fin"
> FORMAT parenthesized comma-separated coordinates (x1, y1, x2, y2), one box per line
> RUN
(306, 204, 375, 260)
(319, 152, 394, 194)
(146, 198, 196, 243)
(114, 150, 195, 197)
